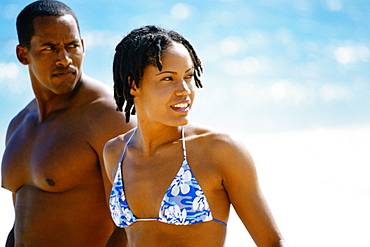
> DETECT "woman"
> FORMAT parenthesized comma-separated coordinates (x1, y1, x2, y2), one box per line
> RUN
(104, 25, 288, 247)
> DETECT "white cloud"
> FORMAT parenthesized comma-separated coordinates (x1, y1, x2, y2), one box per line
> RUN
(219, 37, 246, 57)
(0, 62, 30, 94)
(293, 0, 312, 13)
(241, 57, 260, 73)
(326, 0, 343, 11)
(235, 80, 267, 105)
(82, 30, 122, 49)
(358, 46, 370, 62)
(217, 11, 237, 27)
(171, 3, 191, 20)
(269, 79, 310, 104)
(276, 28, 294, 45)
(320, 83, 353, 102)
(202, 36, 248, 62)
(0, 62, 19, 81)
(270, 81, 287, 101)
(128, 15, 150, 29)
(334, 45, 370, 64)
(246, 31, 269, 49)
(201, 45, 221, 62)
(234, 76, 336, 108)
(232, 74, 357, 110)
(223, 56, 261, 76)
(156, 3, 192, 27)
(0, 62, 32, 95)
(235, 78, 313, 107)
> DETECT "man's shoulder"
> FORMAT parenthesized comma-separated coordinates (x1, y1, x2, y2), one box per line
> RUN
(10, 99, 37, 123)
(80, 74, 111, 96)
(6, 99, 37, 140)
(78, 75, 135, 131)
(77, 75, 117, 109)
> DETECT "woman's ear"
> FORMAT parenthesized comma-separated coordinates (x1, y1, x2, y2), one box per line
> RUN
(16, 45, 29, 65)
(129, 78, 140, 97)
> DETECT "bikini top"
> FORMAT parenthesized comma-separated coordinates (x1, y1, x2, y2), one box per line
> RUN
(109, 126, 227, 227)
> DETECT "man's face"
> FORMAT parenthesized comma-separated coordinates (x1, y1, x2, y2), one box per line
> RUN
(18, 15, 84, 98)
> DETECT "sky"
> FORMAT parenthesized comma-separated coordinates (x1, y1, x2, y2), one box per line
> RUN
(0, 0, 370, 246)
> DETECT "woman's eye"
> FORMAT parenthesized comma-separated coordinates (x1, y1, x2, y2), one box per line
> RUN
(185, 74, 194, 80)
(162, 77, 173, 81)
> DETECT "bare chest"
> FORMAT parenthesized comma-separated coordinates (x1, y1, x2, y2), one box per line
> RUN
(2, 115, 98, 193)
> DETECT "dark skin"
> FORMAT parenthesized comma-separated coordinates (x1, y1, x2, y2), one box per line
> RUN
(1, 15, 135, 246)
(5, 226, 14, 247)
(104, 43, 288, 246)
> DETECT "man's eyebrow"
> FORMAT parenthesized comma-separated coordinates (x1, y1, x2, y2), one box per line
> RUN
(155, 67, 193, 76)
(40, 42, 55, 47)
(40, 40, 80, 47)
(67, 40, 80, 45)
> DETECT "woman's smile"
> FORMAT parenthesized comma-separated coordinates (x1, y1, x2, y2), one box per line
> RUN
(170, 101, 191, 112)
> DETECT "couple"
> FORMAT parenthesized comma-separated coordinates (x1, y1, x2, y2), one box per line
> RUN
(1, 1, 287, 246)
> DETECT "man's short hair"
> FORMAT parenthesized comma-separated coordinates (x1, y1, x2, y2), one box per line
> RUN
(16, 0, 80, 48)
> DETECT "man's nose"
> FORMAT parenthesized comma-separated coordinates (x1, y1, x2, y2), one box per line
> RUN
(56, 48, 72, 67)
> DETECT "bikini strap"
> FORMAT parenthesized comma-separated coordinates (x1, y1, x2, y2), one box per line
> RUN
(120, 128, 137, 164)
(181, 126, 187, 161)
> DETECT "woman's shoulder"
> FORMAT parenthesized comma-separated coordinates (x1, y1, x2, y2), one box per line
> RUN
(104, 128, 136, 156)
(103, 129, 137, 179)
(186, 123, 255, 173)
(106, 128, 136, 147)
(186, 123, 245, 152)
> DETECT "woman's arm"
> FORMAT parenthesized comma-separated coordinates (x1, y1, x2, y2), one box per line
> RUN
(214, 133, 287, 246)
(103, 137, 129, 247)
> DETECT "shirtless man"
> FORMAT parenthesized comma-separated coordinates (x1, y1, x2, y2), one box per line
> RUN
(1, 1, 135, 246)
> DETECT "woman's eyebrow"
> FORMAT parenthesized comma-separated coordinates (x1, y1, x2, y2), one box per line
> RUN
(156, 71, 176, 76)
(155, 67, 193, 76)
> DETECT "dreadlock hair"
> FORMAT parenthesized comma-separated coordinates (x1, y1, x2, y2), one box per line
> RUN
(16, 0, 80, 48)
(113, 25, 203, 123)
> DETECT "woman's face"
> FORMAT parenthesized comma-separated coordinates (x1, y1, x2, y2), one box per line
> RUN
(132, 42, 196, 127)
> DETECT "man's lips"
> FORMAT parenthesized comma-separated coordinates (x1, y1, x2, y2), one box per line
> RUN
(53, 68, 76, 77)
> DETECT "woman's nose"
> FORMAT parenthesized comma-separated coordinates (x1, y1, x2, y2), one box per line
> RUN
(176, 80, 192, 96)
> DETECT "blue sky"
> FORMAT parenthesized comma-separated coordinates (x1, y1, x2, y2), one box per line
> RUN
(1, 1, 370, 246)
(1, 0, 370, 134)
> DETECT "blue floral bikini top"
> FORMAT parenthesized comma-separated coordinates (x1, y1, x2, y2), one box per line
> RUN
(109, 126, 227, 227)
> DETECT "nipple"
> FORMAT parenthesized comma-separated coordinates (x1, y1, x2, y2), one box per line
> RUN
(45, 179, 55, 186)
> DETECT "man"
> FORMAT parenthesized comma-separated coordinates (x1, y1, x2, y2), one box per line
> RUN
(1, 1, 135, 246)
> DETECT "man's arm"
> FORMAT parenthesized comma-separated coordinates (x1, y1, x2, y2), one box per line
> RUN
(105, 227, 128, 247)
(5, 224, 14, 247)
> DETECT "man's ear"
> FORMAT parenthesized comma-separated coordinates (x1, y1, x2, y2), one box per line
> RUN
(81, 38, 85, 55)
(16, 45, 29, 65)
